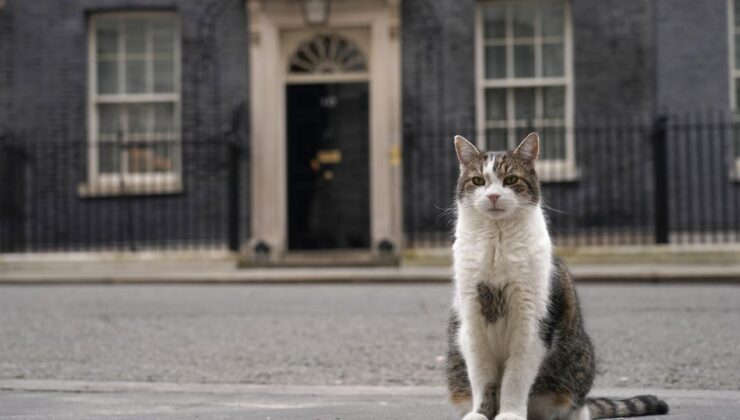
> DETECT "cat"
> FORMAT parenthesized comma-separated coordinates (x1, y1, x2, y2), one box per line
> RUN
(446, 133, 669, 420)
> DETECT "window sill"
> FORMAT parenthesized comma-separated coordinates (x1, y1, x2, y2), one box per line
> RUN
(537, 164, 580, 183)
(78, 177, 182, 197)
(731, 163, 740, 182)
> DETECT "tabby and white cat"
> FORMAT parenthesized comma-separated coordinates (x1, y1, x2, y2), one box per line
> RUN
(446, 133, 669, 420)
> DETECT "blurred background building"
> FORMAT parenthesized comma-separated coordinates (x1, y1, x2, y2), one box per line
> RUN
(0, 0, 738, 265)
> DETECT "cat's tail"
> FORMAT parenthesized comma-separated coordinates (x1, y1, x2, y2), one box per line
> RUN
(587, 395, 668, 418)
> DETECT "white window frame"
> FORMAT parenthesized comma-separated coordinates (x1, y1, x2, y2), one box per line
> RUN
(475, 0, 577, 181)
(80, 11, 182, 197)
(730, 0, 740, 179)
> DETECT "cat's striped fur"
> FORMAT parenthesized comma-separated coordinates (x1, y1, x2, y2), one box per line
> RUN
(447, 134, 668, 420)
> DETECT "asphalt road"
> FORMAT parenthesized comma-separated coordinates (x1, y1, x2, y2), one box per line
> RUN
(2, 382, 738, 420)
(0, 283, 738, 391)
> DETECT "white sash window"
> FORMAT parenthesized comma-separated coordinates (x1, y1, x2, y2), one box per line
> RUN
(83, 12, 181, 196)
(476, 0, 576, 181)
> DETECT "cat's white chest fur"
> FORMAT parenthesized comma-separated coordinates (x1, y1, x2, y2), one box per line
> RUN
(453, 205, 552, 364)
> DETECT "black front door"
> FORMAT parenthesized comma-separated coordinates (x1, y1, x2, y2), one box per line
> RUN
(287, 83, 370, 250)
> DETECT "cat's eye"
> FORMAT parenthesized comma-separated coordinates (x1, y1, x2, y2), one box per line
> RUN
(503, 175, 518, 185)
(471, 177, 485, 186)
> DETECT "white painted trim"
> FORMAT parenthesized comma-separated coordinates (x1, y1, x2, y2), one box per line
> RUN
(94, 94, 180, 103)
(730, 0, 737, 110)
(480, 77, 568, 88)
(246, 0, 403, 259)
(729, 0, 740, 177)
(77, 174, 182, 197)
(285, 73, 369, 84)
(475, 0, 577, 181)
(475, 3, 486, 149)
(86, 12, 182, 194)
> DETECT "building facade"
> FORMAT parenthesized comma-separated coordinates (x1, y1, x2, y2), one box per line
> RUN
(0, 0, 738, 261)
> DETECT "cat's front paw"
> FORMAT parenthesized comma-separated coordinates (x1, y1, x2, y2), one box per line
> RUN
(462, 412, 488, 420)
(493, 412, 525, 420)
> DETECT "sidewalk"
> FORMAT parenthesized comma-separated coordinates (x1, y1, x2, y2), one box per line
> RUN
(2, 244, 740, 283)
(1, 259, 740, 283)
(1, 380, 738, 419)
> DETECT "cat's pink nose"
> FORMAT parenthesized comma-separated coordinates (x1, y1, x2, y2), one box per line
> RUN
(487, 194, 500, 205)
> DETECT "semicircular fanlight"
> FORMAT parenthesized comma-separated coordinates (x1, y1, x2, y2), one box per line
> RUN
(288, 34, 367, 74)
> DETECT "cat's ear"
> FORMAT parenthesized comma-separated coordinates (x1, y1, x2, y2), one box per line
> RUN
(454, 135, 482, 167)
(513, 132, 539, 167)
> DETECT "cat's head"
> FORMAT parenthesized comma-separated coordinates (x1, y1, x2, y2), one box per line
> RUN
(454, 133, 540, 221)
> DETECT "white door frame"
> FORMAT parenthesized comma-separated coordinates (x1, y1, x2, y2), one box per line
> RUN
(245, 0, 402, 261)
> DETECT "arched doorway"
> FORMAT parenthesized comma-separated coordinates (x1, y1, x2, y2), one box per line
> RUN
(246, 0, 402, 263)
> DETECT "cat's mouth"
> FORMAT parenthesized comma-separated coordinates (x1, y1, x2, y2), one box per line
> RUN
(487, 208, 505, 213)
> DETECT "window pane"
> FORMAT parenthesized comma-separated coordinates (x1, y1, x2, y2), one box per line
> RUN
(542, 43, 564, 77)
(128, 141, 175, 174)
(153, 142, 177, 172)
(124, 19, 147, 55)
(128, 104, 150, 136)
(152, 19, 175, 57)
(125, 59, 146, 93)
(97, 60, 118, 94)
(485, 89, 507, 121)
(513, 44, 535, 78)
(512, 4, 535, 38)
(485, 46, 507, 79)
(98, 142, 121, 174)
(152, 142, 176, 172)
(543, 86, 565, 118)
(487, 128, 508, 151)
(153, 59, 174, 93)
(128, 146, 152, 173)
(541, 3, 564, 37)
(539, 126, 566, 159)
(98, 104, 122, 137)
(153, 103, 175, 135)
(735, 0, 740, 27)
(514, 88, 535, 121)
(96, 19, 119, 56)
(736, 34, 740, 70)
(483, 4, 506, 39)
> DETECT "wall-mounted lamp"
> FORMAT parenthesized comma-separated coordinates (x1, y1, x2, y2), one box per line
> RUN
(301, 0, 331, 26)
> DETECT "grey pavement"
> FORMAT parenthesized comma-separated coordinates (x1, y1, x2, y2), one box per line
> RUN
(0, 284, 739, 419)
(0, 381, 739, 419)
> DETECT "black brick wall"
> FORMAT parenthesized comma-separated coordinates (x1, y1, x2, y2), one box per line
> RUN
(572, 0, 656, 117)
(655, 0, 730, 111)
(0, 0, 249, 251)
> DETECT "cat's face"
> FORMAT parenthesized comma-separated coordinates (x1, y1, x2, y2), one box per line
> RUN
(454, 133, 540, 221)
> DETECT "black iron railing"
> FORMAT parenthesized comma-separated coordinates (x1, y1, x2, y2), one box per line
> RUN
(404, 114, 740, 248)
(2, 114, 739, 253)
(0, 136, 246, 253)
